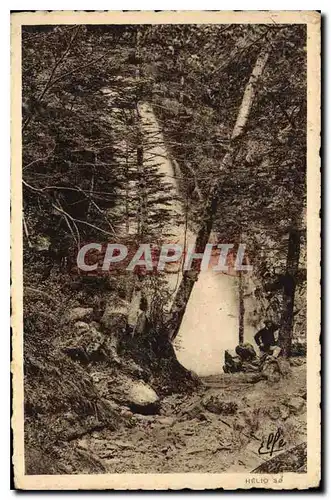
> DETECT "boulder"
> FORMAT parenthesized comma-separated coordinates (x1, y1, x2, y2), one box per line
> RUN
(261, 356, 281, 383)
(277, 358, 291, 377)
(125, 380, 160, 415)
(223, 349, 242, 373)
(120, 408, 134, 419)
(65, 307, 93, 323)
(287, 396, 305, 415)
(235, 343, 257, 361)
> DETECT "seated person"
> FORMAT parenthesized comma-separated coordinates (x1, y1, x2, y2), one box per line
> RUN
(254, 320, 280, 356)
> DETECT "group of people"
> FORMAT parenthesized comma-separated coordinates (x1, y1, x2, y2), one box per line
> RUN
(223, 320, 282, 374)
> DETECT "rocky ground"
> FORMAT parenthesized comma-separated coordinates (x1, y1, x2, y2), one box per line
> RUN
(54, 361, 306, 475)
(24, 297, 307, 477)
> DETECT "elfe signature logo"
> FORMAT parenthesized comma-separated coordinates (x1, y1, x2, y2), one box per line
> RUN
(258, 428, 287, 458)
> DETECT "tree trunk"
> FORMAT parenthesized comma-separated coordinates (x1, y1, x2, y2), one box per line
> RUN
(134, 27, 147, 238)
(278, 228, 301, 357)
(125, 141, 130, 234)
(136, 135, 146, 237)
(179, 75, 185, 104)
(168, 46, 271, 341)
(238, 270, 245, 345)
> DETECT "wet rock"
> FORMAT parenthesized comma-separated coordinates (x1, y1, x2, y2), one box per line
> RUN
(202, 395, 238, 415)
(125, 380, 160, 415)
(65, 307, 93, 323)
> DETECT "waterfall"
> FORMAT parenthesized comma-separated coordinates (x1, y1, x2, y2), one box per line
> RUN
(139, 103, 256, 376)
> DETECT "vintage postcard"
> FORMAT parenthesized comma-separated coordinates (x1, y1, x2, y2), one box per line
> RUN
(11, 10, 321, 490)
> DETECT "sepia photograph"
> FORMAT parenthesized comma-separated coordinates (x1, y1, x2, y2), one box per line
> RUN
(11, 10, 320, 490)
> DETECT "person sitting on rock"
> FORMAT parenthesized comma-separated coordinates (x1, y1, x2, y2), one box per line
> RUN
(254, 320, 280, 357)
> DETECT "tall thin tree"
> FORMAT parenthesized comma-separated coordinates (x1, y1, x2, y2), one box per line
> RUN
(278, 227, 301, 357)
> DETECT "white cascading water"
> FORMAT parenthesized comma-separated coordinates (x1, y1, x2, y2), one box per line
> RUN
(138, 103, 256, 376)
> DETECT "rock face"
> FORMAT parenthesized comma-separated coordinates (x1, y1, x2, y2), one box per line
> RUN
(125, 380, 160, 415)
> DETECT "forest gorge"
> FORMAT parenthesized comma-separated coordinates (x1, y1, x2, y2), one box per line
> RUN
(22, 24, 307, 474)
